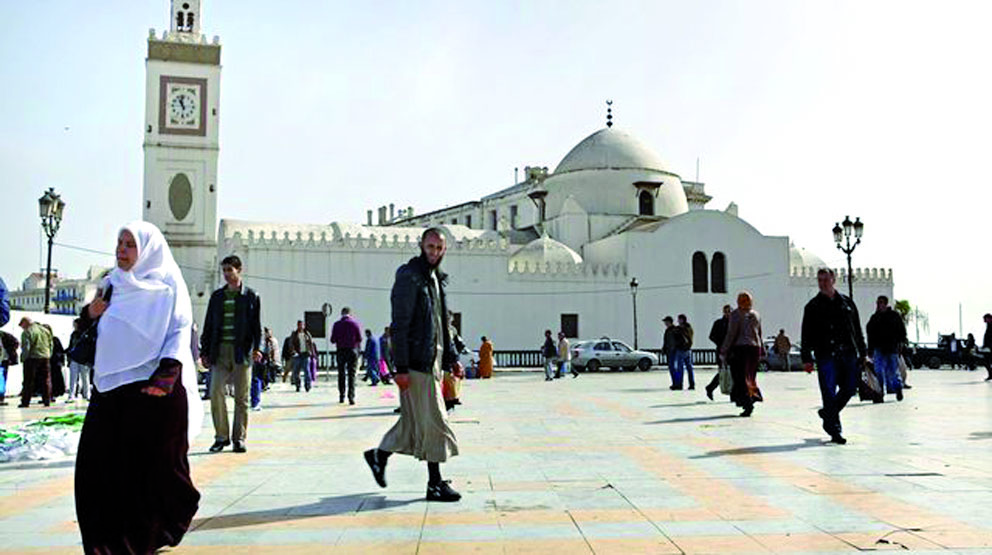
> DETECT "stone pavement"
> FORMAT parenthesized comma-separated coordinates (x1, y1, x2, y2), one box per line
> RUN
(2, 369, 992, 553)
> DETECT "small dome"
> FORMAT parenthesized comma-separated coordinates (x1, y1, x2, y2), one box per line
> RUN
(790, 244, 827, 270)
(510, 236, 583, 270)
(555, 128, 669, 174)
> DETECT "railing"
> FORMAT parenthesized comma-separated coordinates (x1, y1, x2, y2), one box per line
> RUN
(644, 349, 719, 366)
(494, 350, 546, 368)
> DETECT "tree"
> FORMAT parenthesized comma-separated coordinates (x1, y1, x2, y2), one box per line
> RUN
(896, 300, 930, 343)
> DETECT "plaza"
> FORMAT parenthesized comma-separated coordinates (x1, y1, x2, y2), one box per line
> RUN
(1, 368, 991, 553)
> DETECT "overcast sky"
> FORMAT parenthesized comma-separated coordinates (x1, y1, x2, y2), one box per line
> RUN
(2, 0, 989, 339)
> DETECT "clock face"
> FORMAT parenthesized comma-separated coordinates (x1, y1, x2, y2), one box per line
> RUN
(167, 84, 200, 128)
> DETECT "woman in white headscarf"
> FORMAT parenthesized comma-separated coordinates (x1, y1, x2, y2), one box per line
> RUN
(74, 221, 202, 554)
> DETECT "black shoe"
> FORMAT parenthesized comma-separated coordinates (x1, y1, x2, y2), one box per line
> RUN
(829, 433, 847, 445)
(903, 384, 913, 389)
(393, 407, 402, 413)
(209, 440, 230, 453)
(740, 406, 753, 417)
(426, 480, 461, 502)
(705, 385, 715, 401)
(572, 372, 579, 378)
(17, 403, 28, 408)
(873, 398, 884, 404)
(896, 390, 904, 401)
(233, 441, 246, 453)
(349, 399, 355, 405)
(340, 398, 345, 404)
(364, 449, 387, 488)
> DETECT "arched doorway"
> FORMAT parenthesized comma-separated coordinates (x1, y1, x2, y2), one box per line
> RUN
(638, 190, 654, 216)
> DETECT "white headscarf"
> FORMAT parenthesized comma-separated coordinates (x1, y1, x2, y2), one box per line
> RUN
(94, 221, 203, 441)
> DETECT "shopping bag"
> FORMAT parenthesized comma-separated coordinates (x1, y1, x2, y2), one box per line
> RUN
(897, 354, 908, 384)
(718, 365, 733, 395)
(858, 360, 883, 402)
(442, 372, 456, 401)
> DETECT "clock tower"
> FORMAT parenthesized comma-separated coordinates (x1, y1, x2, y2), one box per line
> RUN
(143, 0, 220, 322)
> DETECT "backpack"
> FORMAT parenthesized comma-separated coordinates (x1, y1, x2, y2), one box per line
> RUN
(0, 331, 18, 366)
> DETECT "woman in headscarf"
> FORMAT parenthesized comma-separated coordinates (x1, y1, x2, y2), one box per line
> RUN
(74, 221, 202, 553)
(720, 291, 764, 417)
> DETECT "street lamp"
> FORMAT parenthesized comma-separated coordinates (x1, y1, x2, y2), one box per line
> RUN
(629, 277, 639, 349)
(832, 215, 863, 299)
(38, 188, 66, 314)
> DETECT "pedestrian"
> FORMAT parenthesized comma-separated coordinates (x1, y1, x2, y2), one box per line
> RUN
(261, 327, 279, 387)
(674, 314, 695, 390)
(74, 221, 201, 553)
(331, 307, 362, 404)
(250, 350, 266, 412)
(281, 332, 294, 383)
(364, 227, 464, 502)
(964, 333, 977, 371)
(983, 314, 992, 381)
(444, 317, 465, 409)
(48, 325, 68, 399)
(558, 331, 577, 378)
(800, 268, 868, 444)
(0, 330, 18, 406)
(479, 336, 494, 379)
(662, 316, 680, 389)
(200, 254, 263, 454)
(720, 292, 764, 417)
(289, 320, 316, 392)
(363, 329, 381, 386)
(541, 330, 557, 381)
(866, 295, 906, 401)
(66, 318, 92, 402)
(948, 333, 960, 369)
(705, 305, 732, 400)
(18, 317, 53, 407)
(774, 329, 792, 368)
(0, 276, 8, 329)
(380, 326, 393, 374)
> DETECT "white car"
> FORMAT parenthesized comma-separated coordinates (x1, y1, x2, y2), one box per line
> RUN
(571, 338, 659, 372)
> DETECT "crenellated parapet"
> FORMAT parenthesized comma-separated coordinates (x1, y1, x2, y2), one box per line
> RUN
(789, 266, 893, 284)
(508, 260, 627, 279)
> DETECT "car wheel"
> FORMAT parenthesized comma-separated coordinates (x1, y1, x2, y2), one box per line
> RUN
(638, 358, 652, 371)
(758, 360, 770, 372)
(927, 356, 941, 370)
(586, 359, 600, 373)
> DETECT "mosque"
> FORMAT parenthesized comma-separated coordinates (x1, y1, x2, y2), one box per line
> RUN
(142, 1, 893, 350)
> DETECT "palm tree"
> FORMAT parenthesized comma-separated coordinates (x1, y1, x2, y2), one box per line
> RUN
(895, 300, 930, 342)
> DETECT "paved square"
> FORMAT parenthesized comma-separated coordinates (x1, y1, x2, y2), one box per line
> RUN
(2, 369, 991, 553)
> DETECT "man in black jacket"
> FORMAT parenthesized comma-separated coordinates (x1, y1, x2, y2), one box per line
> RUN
(200, 255, 262, 454)
(801, 268, 867, 445)
(866, 296, 907, 401)
(983, 314, 992, 381)
(364, 228, 464, 502)
(704, 305, 732, 400)
(662, 316, 679, 390)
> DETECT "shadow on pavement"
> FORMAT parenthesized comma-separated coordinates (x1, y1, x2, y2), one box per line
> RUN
(645, 414, 740, 425)
(293, 410, 397, 421)
(649, 401, 724, 409)
(190, 493, 421, 531)
(689, 438, 825, 459)
(968, 431, 992, 440)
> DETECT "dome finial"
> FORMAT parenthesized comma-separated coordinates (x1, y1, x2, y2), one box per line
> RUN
(606, 99, 613, 128)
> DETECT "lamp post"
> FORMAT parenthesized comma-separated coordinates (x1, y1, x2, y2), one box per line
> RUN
(832, 215, 863, 300)
(629, 277, 639, 349)
(38, 188, 66, 314)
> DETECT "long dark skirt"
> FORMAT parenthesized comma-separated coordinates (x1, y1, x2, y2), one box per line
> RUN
(75, 381, 200, 554)
(729, 346, 763, 408)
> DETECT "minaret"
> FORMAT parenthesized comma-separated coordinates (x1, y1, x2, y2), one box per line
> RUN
(143, 0, 222, 324)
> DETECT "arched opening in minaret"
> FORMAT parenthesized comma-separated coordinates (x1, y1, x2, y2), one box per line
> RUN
(176, 11, 185, 30)
(638, 190, 654, 216)
(187, 12, 195, 30)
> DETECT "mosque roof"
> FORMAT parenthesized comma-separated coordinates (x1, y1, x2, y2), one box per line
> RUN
(509, 235, 583, 268)
(789, 244, 828, 269)
(554, 127, 671, 175)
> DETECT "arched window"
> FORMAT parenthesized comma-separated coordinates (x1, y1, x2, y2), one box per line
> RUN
(711, 252, 727, 293)
(638, 190, 654, 216)
(692, 251, 708, 293)
(176, 11, 185, 30)
(187, 12, 195, 30)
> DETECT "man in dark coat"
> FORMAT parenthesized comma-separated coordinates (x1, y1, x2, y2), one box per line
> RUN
(983, 313, 992, 381)
(866, 295, 907, 401)
(364, 228, 464, 503)
(662, 316, 680, 389)
(801, 268, 867, 445)
(704, 305, 732, 400)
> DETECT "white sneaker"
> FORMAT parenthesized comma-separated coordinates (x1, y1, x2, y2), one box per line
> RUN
(252, 405, 262, 412)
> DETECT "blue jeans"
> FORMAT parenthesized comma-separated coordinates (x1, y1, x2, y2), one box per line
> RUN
(674, 349, 694, 388)
(251, 375, 263, 408)
(667, 352, 680, 387)
(293, 355, 311, 392)
(364, 356, 380, 385)
(559, 360, 573, 376)
(873, 350, 902, 394)
(816, 353, 859, 435)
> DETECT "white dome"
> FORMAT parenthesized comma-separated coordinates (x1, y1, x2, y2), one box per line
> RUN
(555, 128, 670, 174)
(510, 236, 583, 270)
(790, 245, 827, 270)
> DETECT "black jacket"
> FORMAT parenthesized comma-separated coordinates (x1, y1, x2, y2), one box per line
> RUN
(662, 326, 677, 355)
(800, 292, 866, 363)
(984, 322, 992, 350)
(390, 254, 457, 374)
(866, 308, 907, 354)
(200, 284, 262, 366)
(708, 317, 729, 348)
(674, 323, 693, 350)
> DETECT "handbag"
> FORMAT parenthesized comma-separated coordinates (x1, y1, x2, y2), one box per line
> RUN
(718, 364, 733, 395)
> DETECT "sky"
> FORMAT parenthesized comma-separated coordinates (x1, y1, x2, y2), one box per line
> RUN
(1, 0, 990, 340)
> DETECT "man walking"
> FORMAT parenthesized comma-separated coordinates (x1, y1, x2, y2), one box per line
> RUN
(662, 316, 680, 389)
(363, 329, 381, 386)
(982, 314, 992, 381)
(364, 227, 464, 502)
(200, 255, 262, 454)
(66, 318, 91, 402)
(541, 330, 557, 381)
(705, 305, 732, 400)
(801, 268, 868, 445)
(774, 329, 792, 367)
(674, 314, 695, 390)
(331, 307, 363, 404)
(558, 331, 577, 378)
(18, 318, 53, 407)
(866, 295, 907, 401)
(289, 320, 315, 392)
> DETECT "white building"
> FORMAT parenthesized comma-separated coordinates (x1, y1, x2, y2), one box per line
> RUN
(9, 267, 107, 316)
(142, 2, 893, 350)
